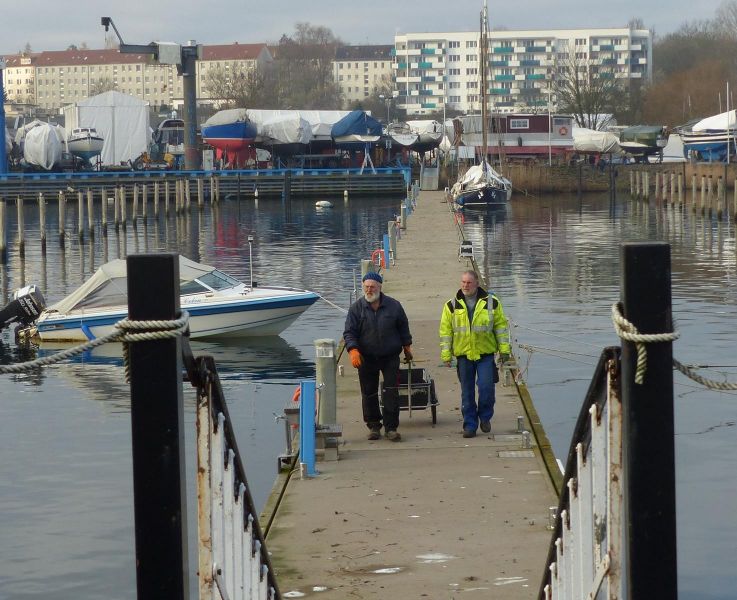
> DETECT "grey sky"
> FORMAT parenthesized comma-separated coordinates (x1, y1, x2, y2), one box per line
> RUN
(1, 0, 726, 55)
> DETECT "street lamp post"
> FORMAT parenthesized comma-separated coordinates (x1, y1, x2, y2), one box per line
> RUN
(544, 86, 555, 167)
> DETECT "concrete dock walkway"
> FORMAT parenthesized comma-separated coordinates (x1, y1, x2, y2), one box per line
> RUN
(263, 191, 559, 599)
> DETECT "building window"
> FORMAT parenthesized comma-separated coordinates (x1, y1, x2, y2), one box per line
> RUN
(466, 54, 478, 62)
(449, 55, 460, 62)
(510, 119, 530, 129)
(449, 41, 460, 48)
(466, 40, 478, 48)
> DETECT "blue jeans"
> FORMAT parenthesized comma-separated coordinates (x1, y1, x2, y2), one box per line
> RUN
(456, 354, 496, 432)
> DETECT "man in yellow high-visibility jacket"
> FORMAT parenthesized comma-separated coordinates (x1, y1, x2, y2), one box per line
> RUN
(439, 270, 510, 438)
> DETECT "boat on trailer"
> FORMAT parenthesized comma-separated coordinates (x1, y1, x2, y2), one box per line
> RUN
(67, 127, 104, 162)
(15, 256, 319, 342)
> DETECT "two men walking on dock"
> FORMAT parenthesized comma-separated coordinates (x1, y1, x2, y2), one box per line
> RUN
(439, 270, 510, 438)
(343, 272, 413, 442)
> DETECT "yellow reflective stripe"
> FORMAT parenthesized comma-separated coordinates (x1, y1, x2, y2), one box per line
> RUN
(453, 325, 469, 333)
(440, 335, 453, 342)
(471, 325, 490, 332)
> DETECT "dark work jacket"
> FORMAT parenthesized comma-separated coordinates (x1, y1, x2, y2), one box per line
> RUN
(343, 293, 412, 359)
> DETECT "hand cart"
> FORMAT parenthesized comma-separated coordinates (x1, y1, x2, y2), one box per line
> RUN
(381, 361, 439, 424)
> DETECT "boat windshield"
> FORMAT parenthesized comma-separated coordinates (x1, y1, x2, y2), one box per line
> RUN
(194, 270, 241, 291)
(180, 280, 211, 295)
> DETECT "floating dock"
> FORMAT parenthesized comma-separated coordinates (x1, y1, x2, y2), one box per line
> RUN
(261, 191, 559, 598)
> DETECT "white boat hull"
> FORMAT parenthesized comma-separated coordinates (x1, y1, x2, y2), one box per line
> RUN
(35, 289, 319, 342)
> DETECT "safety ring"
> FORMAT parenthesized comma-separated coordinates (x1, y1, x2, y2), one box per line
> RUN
(292, 386, 301, 402)
(558, 126, 568, 136)
(370, 248, 386, 268)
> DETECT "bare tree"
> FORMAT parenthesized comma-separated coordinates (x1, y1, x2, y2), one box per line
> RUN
(275, 22, 344, 109)
(715, 0, 737, 37)
(90, 77, 117, 96)
(203, 63, 276, 109)
(553, 43, 624, 129)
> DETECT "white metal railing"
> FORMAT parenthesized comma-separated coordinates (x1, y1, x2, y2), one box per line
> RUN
(540, 347, 625, 600)
(195, 356, 279, 600)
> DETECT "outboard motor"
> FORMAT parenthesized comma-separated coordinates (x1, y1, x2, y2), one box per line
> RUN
(0, 285, 46, 331)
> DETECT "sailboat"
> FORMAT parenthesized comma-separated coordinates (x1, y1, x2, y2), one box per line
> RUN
(450, 0, 512, 208)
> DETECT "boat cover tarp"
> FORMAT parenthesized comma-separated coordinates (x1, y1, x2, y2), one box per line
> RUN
(406, 120, 443, 135)
(331, 110, 382, 142)
(620, 125, 666, 143)
(573, 127, 621, 153)
(203, 108, 249, 127)
(692, 109, 737, 132)
(246, 109, 351, 140)
(48, 256, 217, 314)
(458, 162, 507, 187)
(5, 127, 11, 154)
(61, 91, 150, 165)
(260, 114, 312, 145)
(21, 121, 65, 170)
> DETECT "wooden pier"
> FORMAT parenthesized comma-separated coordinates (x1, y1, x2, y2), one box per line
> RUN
(261, 191, 559, 598)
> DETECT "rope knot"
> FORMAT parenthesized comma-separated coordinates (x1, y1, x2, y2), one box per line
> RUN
(611, 303, 679, 384)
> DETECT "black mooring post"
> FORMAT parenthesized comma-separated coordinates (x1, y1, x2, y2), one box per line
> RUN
(127, 253, 188, 600)
(620, 242, 677, 600)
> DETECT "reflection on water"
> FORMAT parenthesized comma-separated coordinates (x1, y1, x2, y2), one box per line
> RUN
(462, 193, 737, 600)
(0, 195, 401, 599)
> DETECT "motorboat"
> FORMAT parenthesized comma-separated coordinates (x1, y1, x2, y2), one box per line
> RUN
(618, 125, 668, 163)
(680, 110, 737, 162)
(201, 109, 258, 153)
(15, 256, 319, 342)
(450, 162, 512, 208)
(67, 127, 104, 162)
(331, 110, 382, 148)
(406, 120, 443, 154)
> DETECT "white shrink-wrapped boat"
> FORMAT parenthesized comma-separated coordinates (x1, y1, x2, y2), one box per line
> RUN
(16, 120, 66, 170)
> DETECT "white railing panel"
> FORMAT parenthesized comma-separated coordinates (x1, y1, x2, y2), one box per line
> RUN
(233, 484, 245, 600)
(211, 413, 226, 583)
(223, 449, 236, 597)
(197, 390, 215, 600)
(576, 443, 595, 590)
(606, 369, 624, 599)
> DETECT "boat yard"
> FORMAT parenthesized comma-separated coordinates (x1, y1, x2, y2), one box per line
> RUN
(261, 190, 559, 598)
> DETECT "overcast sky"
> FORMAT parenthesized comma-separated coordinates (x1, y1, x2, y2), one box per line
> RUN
(0, 0, 726, 55)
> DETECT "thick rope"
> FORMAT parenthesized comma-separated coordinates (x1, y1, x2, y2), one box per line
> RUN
(672, 359, 737, 391)
(0, 312, 190, 376)
(611, 303, 679, 384)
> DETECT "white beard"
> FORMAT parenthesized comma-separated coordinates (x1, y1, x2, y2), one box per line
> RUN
(364, 291, 379, 303)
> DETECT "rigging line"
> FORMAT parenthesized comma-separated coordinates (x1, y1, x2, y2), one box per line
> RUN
(317, 294, 348, 314)
(517, 343, 600, 358)
(517, 347, 598, 367)
(511, 321, 604, 348)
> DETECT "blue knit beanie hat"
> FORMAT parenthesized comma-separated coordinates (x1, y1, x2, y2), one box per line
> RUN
(362, 272, 383, 284)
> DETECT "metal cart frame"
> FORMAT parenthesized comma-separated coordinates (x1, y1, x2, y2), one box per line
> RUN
(381, 362, 439, 424)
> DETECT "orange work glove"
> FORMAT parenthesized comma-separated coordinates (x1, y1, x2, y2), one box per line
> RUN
(403, 345, 413, 362)
(349, 348, 363, 368)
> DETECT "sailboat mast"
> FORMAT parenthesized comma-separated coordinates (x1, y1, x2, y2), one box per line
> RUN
(480, 0, 489, 166)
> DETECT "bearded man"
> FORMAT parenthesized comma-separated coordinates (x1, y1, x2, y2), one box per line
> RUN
(343, 272, 413, 441)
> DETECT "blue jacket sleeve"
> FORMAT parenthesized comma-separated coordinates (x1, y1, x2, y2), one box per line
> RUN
(343, 302, 361, 351)
(397, 303, 412, 346)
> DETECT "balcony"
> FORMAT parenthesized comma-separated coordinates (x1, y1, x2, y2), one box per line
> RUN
(492, 47, 513, 54)
(418, 62, 433, 69)
(520, 60, 540, 66)
(421, 76, 436, 82)
(599, 44, 614, 51)
(420, 48, 438, 55)
(390, 48, 396, 56)
(421, 102, 437, 108)
(525, 46, 546, 52)
(491, 60, 509, 67)
(495, 74, 515, 81)
(490, 88, 508, 94)
(525, 74, 545, 80)
(395, 75, 421, 83)
(419, 89, 433, 95)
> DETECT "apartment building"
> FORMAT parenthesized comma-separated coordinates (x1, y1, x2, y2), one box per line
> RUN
(333, 45, 393, 107)
(2, 43, 272, 113)
(393, 27, 652, 115)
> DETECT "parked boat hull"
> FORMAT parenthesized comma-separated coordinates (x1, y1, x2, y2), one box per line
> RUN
(454, 184, 510, 207)
(34, 289, 319, 342)
(67, 136, 104, 162)
(202, 121, 258, 152)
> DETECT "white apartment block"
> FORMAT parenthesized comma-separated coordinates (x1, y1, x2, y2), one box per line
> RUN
(393, 27, 652, 115)
(333, 45, 394, 107)
(2, 44, 272, 113)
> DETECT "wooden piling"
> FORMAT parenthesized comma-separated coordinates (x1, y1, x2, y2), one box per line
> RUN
(700, 176, 706, 213)
(717, 177, 725, 220)
(114, 187, 121, 231)
(87, 189, 95, 238)
(692, 175, 697, 211)
(16, 197, 25, 256)
(185, 179, 191, 207)
(197, 177, 204, 208)
(58, 190, 66, 244)
(38, 193, 46, 251)
(677, 174, 683, 207)
(388, 221, 397, 260)
(707, 176, 713, 215)
(643, 171, 650, 201)
(654, 172, 661, 201)
(77, 191, 84, 240)
(630, 171, 635, 198)
(154, 181, 160, 217)
(101, 188, 108, 236)
(669, 172, 675, 205)
(132, 184, 139, 224)
(142, 184, 148, 221)
(165, 180, 170, 216)
(0, 199, 6, 262)
(121, 185, 128, 228)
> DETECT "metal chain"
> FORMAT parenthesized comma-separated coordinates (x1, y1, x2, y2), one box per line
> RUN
(611, 302, 680, 384)
(0, 312, 190, 376)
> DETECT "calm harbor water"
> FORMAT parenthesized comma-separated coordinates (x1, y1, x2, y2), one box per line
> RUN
(0, 190, 735, 598)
